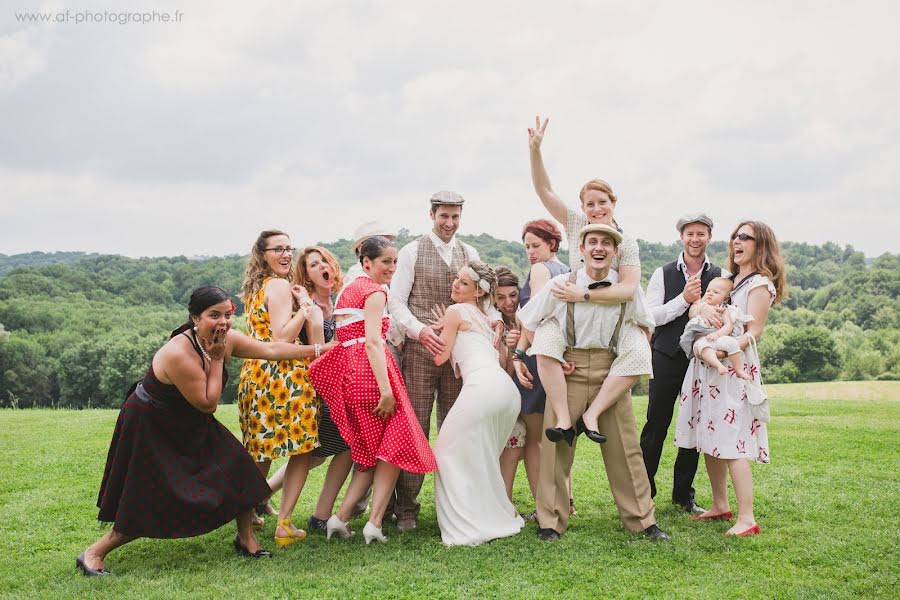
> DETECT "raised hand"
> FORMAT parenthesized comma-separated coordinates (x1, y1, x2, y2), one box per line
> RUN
(682, 276, 702, 304)
(201, 327, 228, 362)
(527, 115, 549, 151)
(291, 284, 312, 308)
(505, 328, 521, 350)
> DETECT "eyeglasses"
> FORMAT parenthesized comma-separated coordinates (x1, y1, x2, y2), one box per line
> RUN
(265, 246, 295, 255)
(731, 233, 755, 242)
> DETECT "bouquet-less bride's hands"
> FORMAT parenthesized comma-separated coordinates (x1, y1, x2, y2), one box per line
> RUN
(428, 304, 448, 334)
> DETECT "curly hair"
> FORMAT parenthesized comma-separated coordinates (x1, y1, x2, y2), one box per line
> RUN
(294, 246, 344, 295)
(241, 230, 290, 306)
(494, 265, 520, 290)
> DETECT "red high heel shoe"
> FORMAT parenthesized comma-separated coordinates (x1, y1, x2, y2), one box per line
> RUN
(690, 510, 734, 521)
(725, 523, 760, 537)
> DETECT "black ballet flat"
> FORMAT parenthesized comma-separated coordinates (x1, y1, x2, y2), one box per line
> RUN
(545, 426, 577, 447)
(233, 534, 273, 558)
(576, 417, 606, 444)
(75, 553, 110, 577)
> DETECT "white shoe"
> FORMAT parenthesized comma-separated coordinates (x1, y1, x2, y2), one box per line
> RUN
(363, 522, 387, 545)
(325, 515, 354, 540)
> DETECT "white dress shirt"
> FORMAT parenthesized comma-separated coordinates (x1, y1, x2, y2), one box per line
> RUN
(646, 253, 730, 326)
(518, 269, 624, 349)
(388, 231, 483, 340)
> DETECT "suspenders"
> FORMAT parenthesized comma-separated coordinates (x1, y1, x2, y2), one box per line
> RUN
(565, 271, 627, 354)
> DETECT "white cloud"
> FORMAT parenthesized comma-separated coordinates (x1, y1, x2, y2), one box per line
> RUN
(1, 0, 898, 257)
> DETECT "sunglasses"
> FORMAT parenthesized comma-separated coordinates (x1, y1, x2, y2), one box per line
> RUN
(731, 233, 755, 242)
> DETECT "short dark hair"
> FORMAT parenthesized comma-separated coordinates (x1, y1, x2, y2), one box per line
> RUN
(359, 236, 396, 265)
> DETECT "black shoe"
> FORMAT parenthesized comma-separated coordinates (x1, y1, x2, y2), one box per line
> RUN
(537, 528, 561, 542)
(545, 427, 577, 446)
(641, 524, 671, 542)
(307, 514, 328, 532)
(233, 534, 273, 558)
(575, 417, 606, 444)
(674, 500, 707, 514)
(75, 553, 110, 577)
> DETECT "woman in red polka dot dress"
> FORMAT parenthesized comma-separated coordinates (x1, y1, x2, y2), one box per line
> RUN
(309, 236, 436, 544)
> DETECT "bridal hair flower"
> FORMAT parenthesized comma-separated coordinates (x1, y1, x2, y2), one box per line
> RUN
(464, 266, 492, 294)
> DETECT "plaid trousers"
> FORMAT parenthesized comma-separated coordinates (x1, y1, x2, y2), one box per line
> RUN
(393, 339, 463, 520)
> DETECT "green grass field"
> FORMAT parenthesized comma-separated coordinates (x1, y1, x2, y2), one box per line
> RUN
(1, 381, 897, 599)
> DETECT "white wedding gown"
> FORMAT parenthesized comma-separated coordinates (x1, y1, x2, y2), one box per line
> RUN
(434, 303, 525, 546)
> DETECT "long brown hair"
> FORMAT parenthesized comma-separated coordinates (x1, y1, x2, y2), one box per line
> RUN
(294, 246, 344, 295)
(727, 221, 788, 304)
(241, 229, 290, 306)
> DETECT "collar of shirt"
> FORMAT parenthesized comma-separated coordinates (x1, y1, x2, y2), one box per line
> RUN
(428, 230, 457, 250)
(577, 268, 618, 287)
(677, 252, 711, 276)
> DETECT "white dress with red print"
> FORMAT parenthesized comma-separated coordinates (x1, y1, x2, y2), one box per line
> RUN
(674, 274, 774, 464)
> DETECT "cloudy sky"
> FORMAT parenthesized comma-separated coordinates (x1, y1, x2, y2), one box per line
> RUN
(2, 1, 898, 257)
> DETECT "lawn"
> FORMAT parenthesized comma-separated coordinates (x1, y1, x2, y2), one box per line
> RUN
(0, 381, 897, 599)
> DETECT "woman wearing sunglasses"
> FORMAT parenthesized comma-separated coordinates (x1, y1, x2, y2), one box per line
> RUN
(674, 221, 787, 537)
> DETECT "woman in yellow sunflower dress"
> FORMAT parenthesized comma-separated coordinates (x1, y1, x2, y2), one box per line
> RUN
(237, 230, 336, 548)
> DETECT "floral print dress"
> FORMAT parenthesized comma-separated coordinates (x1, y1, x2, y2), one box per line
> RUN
(238, 276, 319, 461)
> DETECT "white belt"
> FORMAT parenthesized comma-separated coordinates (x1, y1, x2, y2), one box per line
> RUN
(341, 337, 367, 347)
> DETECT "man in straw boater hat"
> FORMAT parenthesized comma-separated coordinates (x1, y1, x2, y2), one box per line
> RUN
(515, 223, 670, 541)
(642, 213, 726, 515)
(387, 191, 494, 532)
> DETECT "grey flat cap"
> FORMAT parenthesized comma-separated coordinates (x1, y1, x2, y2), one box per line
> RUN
(676, 213, 714, 232)
(429, 190, 465, 206)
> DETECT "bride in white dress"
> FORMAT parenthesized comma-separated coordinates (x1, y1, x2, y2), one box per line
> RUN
(432, 261, 525, 546)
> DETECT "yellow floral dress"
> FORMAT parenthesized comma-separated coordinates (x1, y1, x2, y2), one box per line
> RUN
(238, 277, 319, 461)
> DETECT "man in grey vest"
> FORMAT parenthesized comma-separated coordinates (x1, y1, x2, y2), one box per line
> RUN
(642, 213, 725, 513)
(388, 191, 483, 531)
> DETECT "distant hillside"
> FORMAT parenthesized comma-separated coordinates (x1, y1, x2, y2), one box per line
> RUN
(0, 251, 100, 276)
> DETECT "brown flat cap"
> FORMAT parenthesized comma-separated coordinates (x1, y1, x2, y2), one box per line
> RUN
(429, 190, 465, 206)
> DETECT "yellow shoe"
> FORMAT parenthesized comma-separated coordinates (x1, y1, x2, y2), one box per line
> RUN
(274, 519, 306, 547)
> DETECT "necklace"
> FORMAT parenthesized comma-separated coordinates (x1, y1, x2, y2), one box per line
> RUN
(193, 329, 213, 365)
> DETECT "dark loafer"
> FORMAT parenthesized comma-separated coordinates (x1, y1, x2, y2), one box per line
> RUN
(641, 524, 671, 542)
(233, 534, 273, 558)
(76, 553, 110, 577)
(537, 528, 561, 542)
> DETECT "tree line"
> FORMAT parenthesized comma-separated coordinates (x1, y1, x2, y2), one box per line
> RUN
(1, 235, 897, 408)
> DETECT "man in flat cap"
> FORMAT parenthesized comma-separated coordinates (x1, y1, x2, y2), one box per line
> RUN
(642, 213, 727, 513)
(515, 223, 669, 541)
(388, 191, 483, 531)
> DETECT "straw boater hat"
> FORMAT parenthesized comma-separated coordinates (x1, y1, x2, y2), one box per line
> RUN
(675, 212, 714, 232)
(579, 223, 623, 246)
(351, 221, 396, 254)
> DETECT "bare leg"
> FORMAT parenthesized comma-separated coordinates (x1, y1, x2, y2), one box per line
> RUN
(336, 468, 376, 522)
(725, 459, 755, 534)
(312, 451, 354, 520)
(700, 347, 728, 376)
(538, 355, 571, 430)
(267, 462, 286, 493)
(699, 454, 731, 516)
(581, 375, 637, 433)
(368, 460, 401, 528)
(236, 509, 264, 553)
(82, 529, 136, 571)
(521, 412, 543, 503)
(500, 446, 523, 501)
(276, 452, 312, 538)
(727, 353, 751, 380)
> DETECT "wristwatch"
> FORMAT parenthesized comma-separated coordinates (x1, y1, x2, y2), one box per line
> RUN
(583, 290, 591, 301)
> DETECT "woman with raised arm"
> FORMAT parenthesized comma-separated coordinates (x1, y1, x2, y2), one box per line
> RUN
(308, 236, 436, 545)
(75, 286, 317, 577)
(676, 221, 786, 536)
(432, 261, 525, 546)
(237, 230, 332, 548)
(522, 116, 653, 444)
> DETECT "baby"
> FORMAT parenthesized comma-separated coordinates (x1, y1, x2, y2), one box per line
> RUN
(680, 277, 752, 379)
